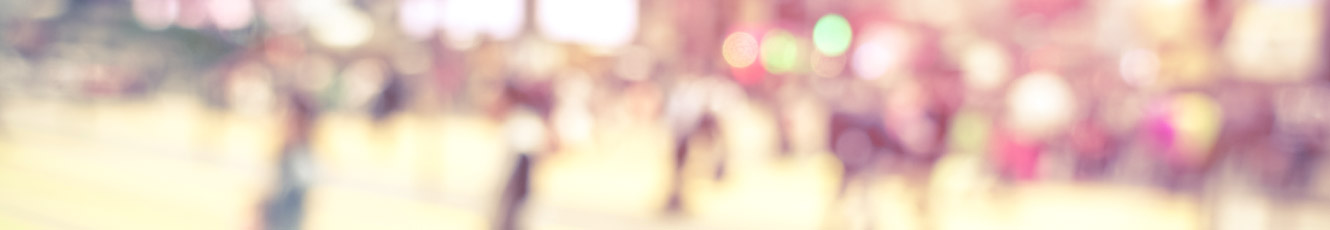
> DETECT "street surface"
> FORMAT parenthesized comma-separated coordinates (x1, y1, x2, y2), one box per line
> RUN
(0, 94, 1322, 229)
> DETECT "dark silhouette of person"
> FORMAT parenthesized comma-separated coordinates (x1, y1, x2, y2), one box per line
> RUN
(370, 74, 406, 124)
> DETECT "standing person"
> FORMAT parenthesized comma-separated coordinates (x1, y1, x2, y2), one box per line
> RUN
(660, 76, 736, 215)
(491, 76, 555, 230)
(260, 91, 318, 230)
(494, 104, 550, 230)
(665, 114, 720, 215)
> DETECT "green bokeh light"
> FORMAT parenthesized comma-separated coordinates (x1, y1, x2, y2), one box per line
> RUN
(761, 30, 799, 74)
(813, 14, 852, 56)
(947, 110, 991, 153)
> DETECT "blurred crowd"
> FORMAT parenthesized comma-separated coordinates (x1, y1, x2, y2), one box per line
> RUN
(2, 0, 1330, 229)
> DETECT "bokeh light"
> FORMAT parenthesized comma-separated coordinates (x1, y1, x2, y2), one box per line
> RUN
(1006, 72, 1076, 138)
(961, 41, 1009, 91)
(206, 0, 254, 30)
(851, 26, 909, 80)
(259, 0, 304, 34)
(722, 32, 759, 68)
(1167, 92, 1222, 161)
(812, 14, 852, 57)
(537, 0, 638, 49)
(439, 0, 526, 49)
(1222, 0, 1322, 82)
(398, 0, 441, 40)
(947, 109, 993, 153)
(175, 0, 210, 29)
(307, 3, 374, 49)
(760, 29, 799, 74)
(1119, 48, 1160, 88)
(132, 0, 179, 30)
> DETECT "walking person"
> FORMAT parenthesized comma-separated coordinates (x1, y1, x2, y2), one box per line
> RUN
(259, 91, 318, 230)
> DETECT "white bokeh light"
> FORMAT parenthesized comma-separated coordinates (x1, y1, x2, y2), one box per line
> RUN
(303, 0, 374, 49)
(1006, 72, 1077, 139)
(261, 0, 305, 34)
(398, 0, 441, 40)
(1223, 0, 1322, 82)
(207, 0, 254, 30)
(438, 0, 526, 49)
(961, 41, 1009, 91)
(1119, 48, 1159, 87)
(133, 0, 179, 30)
(537, 0, 639, 49)
(852, 26, 910, 80)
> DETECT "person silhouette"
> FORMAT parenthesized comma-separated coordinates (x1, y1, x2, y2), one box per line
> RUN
(261, 90, 317, 230)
